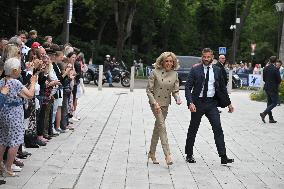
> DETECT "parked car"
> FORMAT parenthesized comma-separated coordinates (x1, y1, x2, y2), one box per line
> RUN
(176, 55, 201, 86)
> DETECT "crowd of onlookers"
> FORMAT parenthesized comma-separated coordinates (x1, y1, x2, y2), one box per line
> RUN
(224, 60, 284, 79)
(0, 29, 86, 178)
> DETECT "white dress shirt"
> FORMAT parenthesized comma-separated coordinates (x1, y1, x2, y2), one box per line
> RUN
(199, 64, 215, 97)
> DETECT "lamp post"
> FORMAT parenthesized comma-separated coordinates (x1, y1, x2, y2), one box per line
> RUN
(230, 24, 236, 66)
(275, 2, 284, 60)
(251, 42, 256, 64)
(63, 0, 73, 44)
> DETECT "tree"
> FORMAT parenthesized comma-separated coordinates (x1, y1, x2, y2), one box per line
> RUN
(114, 0, 138, 60)
(234, 0, 253, 62)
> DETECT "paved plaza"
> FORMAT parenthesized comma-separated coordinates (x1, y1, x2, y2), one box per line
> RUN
(1, 86, 284, 189)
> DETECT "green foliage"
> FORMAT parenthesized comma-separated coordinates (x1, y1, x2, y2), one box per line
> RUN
(0, 0, 281, 66)
(250, 88, 267, 101)
(250, 81, 284, 103)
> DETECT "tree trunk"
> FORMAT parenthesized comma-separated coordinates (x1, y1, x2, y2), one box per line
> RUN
(279, 17, 284, 62)
(114, 0, 137, 60)
(97, 21, 107, 46)
(234, 0, 253, 60)
(61, 0, 68, 44)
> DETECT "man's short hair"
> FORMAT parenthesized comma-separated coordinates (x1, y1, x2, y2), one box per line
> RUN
(269, 56, 277, 64)
(202, 48, 213, 54)
(17, 30, 28, 38)
(276, 59, 282, 65)
(29, 30, 37, 36)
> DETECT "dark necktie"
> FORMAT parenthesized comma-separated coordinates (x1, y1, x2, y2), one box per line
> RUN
(203, 66, 210, 98)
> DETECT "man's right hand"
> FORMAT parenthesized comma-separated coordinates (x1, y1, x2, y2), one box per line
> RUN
(188, 103, 196, 112)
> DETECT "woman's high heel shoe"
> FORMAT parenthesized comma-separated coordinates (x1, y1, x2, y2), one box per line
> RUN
(148, 153, 159, 164)
(4, 170, 17, 177)
(165, 155, 173, 165)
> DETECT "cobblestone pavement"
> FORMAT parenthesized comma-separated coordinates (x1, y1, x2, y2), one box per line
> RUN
(1, 87, 284, 189)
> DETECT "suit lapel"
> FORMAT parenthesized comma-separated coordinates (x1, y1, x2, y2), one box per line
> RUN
(213, 65, 219, 81)
(197, 64, 205, 81)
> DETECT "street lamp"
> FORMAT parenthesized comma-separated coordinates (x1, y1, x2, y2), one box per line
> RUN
(251, 42, 256, 63)
(230, 24, 236, 66)
(275, 2, 284, 59)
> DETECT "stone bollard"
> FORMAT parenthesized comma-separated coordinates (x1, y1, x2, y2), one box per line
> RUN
(260, 68, 264, 88)
(130, 66, 135, 92)
(98, 65, 103, 91)
(227, 69, 233, 94)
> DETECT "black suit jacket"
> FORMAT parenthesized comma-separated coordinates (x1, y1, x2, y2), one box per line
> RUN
(185, 63, 231, 108)
(263, 64, 281, 93)
(215, 61, 228, 85)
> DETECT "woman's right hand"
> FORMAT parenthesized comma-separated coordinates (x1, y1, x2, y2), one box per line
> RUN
(0, 86, 9, 95)
(154, 102, 161, 114)
(30, 75, 37, 85)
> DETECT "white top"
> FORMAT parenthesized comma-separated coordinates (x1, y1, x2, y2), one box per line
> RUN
(199, 64, 215, 98)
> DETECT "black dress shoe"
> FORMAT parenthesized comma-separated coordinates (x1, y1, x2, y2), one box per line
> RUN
(36, 139, 47, 146)
(0, 180, 6, 185)
(43, 135, 52, 140)
(21, 151, 32, 156)
(186, 155, 196, 163)
(25, 143, 40, 148)
(16, 154, 27, 159)
(221, 155, 234, 164)
(269, 119, 277, 123)
(260, 113, 266, 123)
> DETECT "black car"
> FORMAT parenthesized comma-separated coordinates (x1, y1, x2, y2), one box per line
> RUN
(176, 56, 201, 86)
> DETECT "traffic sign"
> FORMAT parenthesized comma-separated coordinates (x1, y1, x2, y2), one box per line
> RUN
(219, 47, 226, 55)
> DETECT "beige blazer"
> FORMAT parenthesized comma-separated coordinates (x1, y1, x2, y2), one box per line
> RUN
(146, 68, 180, 106)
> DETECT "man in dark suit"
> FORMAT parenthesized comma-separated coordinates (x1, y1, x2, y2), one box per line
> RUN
(260, 56, 281, 123)
(215, 54, 228, 85)
(185, 48, 234, 164)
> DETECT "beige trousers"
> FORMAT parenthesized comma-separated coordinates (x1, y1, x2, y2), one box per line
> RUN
(149, 106, 170, 156)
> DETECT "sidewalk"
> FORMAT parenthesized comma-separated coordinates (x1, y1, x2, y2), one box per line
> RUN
(2, 87, 284, 189)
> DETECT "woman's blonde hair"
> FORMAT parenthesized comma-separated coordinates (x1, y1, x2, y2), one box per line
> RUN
(2, 44, 20, 61)
(153, 52, 179, 70)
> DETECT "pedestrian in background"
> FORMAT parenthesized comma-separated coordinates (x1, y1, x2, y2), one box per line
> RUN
(146, 52, 182, 165)
(260, 56, 282, 123)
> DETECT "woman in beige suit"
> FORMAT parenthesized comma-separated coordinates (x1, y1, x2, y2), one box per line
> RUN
(146, 52, 182, 165)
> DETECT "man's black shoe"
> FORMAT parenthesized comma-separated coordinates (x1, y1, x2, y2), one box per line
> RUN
(221, 155, 234, 164)
(109, 84, 114, 87)
(43, 135, 52, 140)
(186, 155, 196, 163)
(269, 119, 277, 123)
(25, 143, 39, 148)
(260, 113, 266, 123)
(36, 139, 47, 146)
(0, 180, 6, 185)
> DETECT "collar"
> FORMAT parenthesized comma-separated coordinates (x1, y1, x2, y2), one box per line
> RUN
(203, 64, 213, 69)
